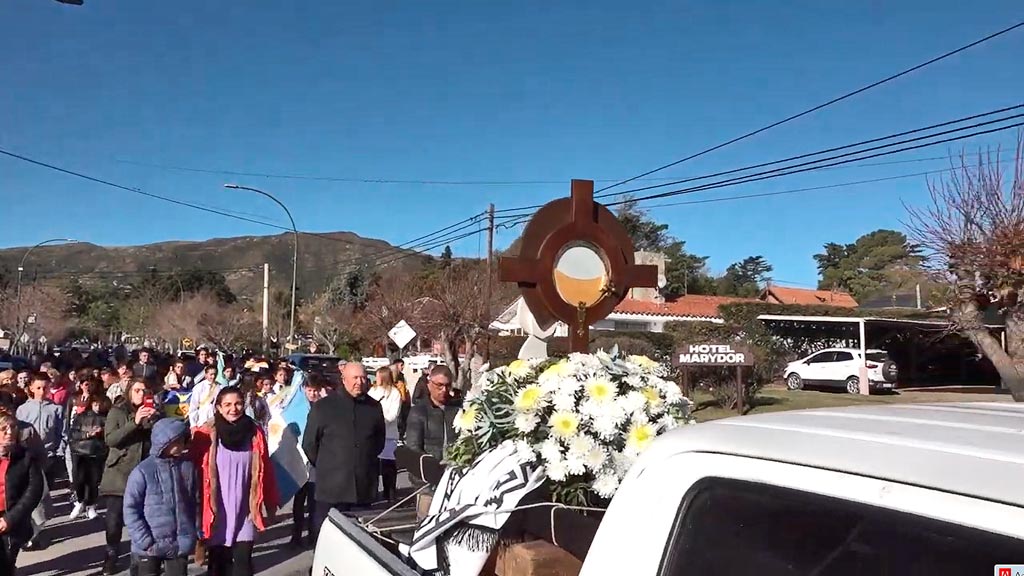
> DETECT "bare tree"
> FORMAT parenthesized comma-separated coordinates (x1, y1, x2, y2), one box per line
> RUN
(354, 272, 423, 353)
(301, 291, 355, 355)
(152, 292, 259, 351)
(905, 136, 1024, 399)
(0, 285, 72, 348)
(416, 260, 513, 389)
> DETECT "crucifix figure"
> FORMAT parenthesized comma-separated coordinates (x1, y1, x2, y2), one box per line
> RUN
(499, 179, 659, 353)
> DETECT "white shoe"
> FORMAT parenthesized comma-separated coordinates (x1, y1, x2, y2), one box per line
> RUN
(86, 506, 98, 520)
(68, 502, 85, 521)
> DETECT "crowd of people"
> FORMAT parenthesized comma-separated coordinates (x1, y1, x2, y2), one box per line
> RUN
(0, 346, 463, 576)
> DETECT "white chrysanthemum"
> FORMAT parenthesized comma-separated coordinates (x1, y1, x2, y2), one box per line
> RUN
(611, 451, 635, 478)
(515, 413, 539, 434)
(595, 349, 612, 363)
(627, 355, 658, 372)
(657, 414, 679, 432)
(547, 459, 569, 482)
(620, 390, 647, 415)
(584, 445, 608, 471)
(514, 384, 546, 413)
(538, 361, 572, 392)
(453, 405, 479, 433)
(591, 412, 622, 440)
(568, 353, 601, 372)
(514, 440, 537, 463)
(565, 452, 586, 476)
(642, 386, 665, 412)
(540, 438, 563, 464)
(585, 377, 616, 404)
(566, 434, 594, 459)
(549, 411, 580, 439)
(592, 472, 620, 498)
(552, 390, 579, 412)
(625, 421, 657, 456)
(624, 374, 645, 389)
(507, 359, 533, 380)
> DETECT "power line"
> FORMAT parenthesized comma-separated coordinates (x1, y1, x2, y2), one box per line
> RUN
(640, 154, 1014, 210)
(597, 103, 1024, 199)
(595, 19, 1024, 195)
(495, 109, 1024, 218)
(605, 118, 1024, 207)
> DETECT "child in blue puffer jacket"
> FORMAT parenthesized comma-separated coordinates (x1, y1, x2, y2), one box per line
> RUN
(123, 418, 197, 576)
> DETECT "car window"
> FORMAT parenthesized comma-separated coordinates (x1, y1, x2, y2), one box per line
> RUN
(865, 352, 889, 363)
(660, 478, 1024, 576)
(807, 352, 835, 363)
(833, 351, 854, 362)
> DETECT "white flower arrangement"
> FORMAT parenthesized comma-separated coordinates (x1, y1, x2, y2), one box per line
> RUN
(446, 348, 694, 504)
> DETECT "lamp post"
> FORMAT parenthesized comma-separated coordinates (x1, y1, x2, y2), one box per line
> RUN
(16, 238, 77, 353)
(223, 184, 298, 344)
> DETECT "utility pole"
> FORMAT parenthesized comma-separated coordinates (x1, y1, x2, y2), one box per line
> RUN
(262, 263, 270, 353)
(484, 204, 495, 363)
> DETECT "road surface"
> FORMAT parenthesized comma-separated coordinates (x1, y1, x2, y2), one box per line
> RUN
(20, 482, 314, 576)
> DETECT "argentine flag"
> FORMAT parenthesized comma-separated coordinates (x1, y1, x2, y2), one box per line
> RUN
(267, 369, 310, 504)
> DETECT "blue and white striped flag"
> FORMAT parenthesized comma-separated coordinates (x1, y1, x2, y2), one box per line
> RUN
(267, 369, 310, 504)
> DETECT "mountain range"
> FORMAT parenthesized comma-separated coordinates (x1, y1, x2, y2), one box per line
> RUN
(0, 231, 428, 299)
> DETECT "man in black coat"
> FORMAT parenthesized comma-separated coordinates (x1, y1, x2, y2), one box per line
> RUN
(303, 361, 385, 543)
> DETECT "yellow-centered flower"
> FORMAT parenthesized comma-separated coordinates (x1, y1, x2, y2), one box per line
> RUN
(586, 378, 615, 403)
(514, 385, 544, 412)
(626, 422, 656, 453)
(548, 411, 580, 439)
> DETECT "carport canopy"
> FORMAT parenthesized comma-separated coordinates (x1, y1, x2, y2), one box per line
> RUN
(757, 314, 1006, 356)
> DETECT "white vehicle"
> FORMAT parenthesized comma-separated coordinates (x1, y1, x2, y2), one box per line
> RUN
(361, 356, 392, 371)
(313, 402, 1024, 576)
(784, 347, 898, 394)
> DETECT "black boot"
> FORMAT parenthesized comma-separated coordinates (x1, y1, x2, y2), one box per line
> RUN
(102, 550, 118, 575)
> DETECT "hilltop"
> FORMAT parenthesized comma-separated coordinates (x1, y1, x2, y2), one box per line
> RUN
(0, 230, 428, 299)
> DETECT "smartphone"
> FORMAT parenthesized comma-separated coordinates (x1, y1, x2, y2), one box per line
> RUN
(143, 395, 155, 410)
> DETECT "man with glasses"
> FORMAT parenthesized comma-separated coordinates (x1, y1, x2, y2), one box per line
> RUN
(405, 365, 461, 460)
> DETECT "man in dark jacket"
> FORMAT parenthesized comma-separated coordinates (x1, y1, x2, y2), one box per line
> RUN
(410, 360, 437, 406)
(405, 366, 461, 461)
(132, 349, 159, 389)
(303, 362, 385, 544)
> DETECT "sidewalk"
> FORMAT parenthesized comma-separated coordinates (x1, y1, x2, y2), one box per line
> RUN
(19, 483, 313, 576)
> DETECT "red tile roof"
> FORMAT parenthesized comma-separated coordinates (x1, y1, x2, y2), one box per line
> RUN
(613, 295, 756, 319)
(761, 286, 858, 308)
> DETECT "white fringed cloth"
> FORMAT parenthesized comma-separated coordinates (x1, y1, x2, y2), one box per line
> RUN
(409, 441, 545, 576)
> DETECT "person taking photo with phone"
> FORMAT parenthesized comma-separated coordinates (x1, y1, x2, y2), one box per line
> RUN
(100, 380, 160, 575)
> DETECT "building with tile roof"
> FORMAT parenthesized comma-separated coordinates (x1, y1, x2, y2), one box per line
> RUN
(758, 285, 858, 308)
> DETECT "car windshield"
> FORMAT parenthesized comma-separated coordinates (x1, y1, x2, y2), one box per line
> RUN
(866, 352, 889, 363)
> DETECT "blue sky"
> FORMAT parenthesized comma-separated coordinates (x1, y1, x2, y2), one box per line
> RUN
(2, 1, 1022, 288)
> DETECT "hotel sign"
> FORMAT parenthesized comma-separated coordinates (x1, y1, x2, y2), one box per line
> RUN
(674, 343, 754, 367)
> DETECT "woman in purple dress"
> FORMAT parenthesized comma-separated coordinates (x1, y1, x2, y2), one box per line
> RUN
(192, 387, 278, 576)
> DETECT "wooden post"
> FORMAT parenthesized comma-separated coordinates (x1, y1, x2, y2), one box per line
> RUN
(680, 368, 690, 397)
(736, 366, 744, 415)
(484, 203, 495, 363)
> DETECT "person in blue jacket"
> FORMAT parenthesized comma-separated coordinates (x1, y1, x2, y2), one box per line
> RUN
(122, 418, 196, 576)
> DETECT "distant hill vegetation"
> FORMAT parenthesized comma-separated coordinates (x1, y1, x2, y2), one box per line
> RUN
(0, 230, 428, 299)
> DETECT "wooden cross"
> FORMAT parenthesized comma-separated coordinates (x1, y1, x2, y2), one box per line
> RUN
(499, 180, 659, 353)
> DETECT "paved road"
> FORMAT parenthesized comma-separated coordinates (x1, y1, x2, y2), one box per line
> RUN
(20, 482, 314, 576)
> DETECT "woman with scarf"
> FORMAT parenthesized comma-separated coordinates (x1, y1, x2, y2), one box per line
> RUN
(0, 410, 45, 574)
(191, 386, 279, 576)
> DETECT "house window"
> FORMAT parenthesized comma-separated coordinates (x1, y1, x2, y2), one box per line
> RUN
(613, 321, 649, 331)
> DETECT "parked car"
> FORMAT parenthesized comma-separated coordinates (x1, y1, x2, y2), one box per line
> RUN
(313, 402, 1024, 575)
(784, 348, 898, 393)
(286, 353, 344, 387)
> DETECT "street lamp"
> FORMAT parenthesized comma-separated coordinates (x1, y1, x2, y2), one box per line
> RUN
(16, 238, 77, 353)
(224, 184, 298, 344)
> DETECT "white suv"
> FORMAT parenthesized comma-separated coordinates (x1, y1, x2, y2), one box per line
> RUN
(784, 348, 899, 394)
